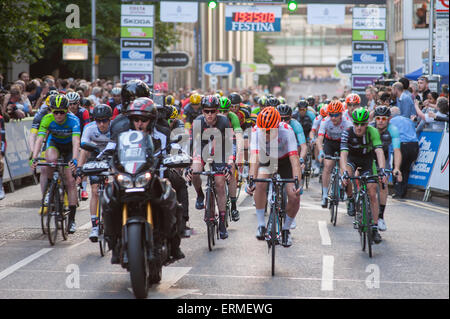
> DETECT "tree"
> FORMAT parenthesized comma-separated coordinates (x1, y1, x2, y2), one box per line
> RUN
(0, 0, 51, 72)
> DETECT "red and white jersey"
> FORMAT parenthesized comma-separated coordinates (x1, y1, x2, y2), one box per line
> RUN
(250, 122, 298, 159)
(318, 117, 353, 141)
(343, 109, 352, 122)
(311, 114, 326, 132)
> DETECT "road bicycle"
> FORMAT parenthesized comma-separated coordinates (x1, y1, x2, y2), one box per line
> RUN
(325, 153, 342, 226)
(250, 174, 298, 276)
(302, 144, 313, 189)
(35, 157, 72, 246)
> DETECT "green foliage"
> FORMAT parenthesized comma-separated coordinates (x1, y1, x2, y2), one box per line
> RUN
(254, 34, 287, 90)
(0, 0, 51, 70)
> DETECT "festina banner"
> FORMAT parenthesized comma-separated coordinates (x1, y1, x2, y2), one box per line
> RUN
(225, 5, 282, 32)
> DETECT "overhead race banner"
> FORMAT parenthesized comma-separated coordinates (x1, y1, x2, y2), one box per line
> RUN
(225, 5, 282, 32)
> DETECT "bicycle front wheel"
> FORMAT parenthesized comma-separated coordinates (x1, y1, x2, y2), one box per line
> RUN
(46, 185, 59, 246)
(205, 189, 215, 251)
(364, 194, 373, 258)
(97, 198, 107, 256)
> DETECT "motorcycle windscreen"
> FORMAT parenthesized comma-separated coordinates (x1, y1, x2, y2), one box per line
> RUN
(117, 130, 153, 174)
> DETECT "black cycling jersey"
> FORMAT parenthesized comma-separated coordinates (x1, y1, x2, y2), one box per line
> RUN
(293, 112, 313, 138)
(341, 125, 383, 158)
(182, 103, 203, 127)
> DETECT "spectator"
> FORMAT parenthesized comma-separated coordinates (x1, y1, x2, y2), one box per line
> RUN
(0, 111, 5, 199)
(389, 106, 420, 199)
(88, 86, 102, 106)
(415, 97, 449, 129)
(399, 77, 412, 98)
(379, 92, 392, 106)
(393, 82, 416, 118)
(2, 85, 27, 120)
(417, 76, 431, 103)
(18, 71, 30, 84)
(415, 7, 428, 28)
(410, 81, 419, 100)
(429, 97, 449, 123)
(365, 85, 377, 111)
(440, 84, 448, 98)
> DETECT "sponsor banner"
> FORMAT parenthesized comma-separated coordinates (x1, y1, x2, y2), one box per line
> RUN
(352, 30, 386, 41)
(121, 26, 153, 38)
(435, 17, 449, 63)
(428, 129, 449, 192)
(352, 7, 386, 19)
(121, 15, 154, 27)
(352, 18, 386, 30)
(120, 60, 153, 72)
(121, 38, 153, 49)
(121, 72, 153, 85)
(225, 5, 282, 32)
(352, 52, 384, 63)
(307, 4, 346, 25)
(408, 130, 443, 188)
(160, 1, 198, 23)
(155, 52, 191, 68)
(337, 58, 352, 74)
(204, 61, 234, 76)
(121, 4, 154, 17)
(352, 63, 385, 74)
(4, 119, 33, 179)
(241, 63, 271, 74)
(351, 75, 380, 88)
(353, 41, 385, 51)
(121, 49, 153, 60)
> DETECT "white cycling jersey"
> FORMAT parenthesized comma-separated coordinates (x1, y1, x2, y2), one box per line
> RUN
(311, 115, 326, 133)
(81, 121, 111, 150)
(343, 109, 352, 122)
(250, 122, 298, 160)
(318, 117, 353, 141)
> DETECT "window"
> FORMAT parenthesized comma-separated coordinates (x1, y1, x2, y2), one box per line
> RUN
(413, 0, 429, 29)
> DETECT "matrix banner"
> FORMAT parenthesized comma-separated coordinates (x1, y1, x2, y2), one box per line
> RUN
(225, 5, 282, 32)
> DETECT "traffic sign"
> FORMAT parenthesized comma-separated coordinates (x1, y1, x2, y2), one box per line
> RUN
(204, 62, 234, 76)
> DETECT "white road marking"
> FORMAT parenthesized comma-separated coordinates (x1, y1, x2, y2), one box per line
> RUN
(69, 238, 90, 249)
(78, 222, 92, 230)
(321, 255, 334, 291)
(318, 221, 331, 245)
(0, 248, 53, 281)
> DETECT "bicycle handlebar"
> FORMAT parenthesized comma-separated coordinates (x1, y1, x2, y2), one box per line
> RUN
(249, 175, 299, 191)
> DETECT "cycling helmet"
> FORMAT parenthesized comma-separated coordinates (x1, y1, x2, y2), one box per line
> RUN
(81, 98, 91, 108)
(121, 80, 150, 112)
(323, 99, 331, 105)
(278, 96, 286, 104)
(346, 93, 361, 105)
(229, 92, 242, 105)
(45, 96, 52, 107)
(257, 107, 281, 130)
(92, 104, 112, 119)
(66, 91, 80, 104)
(48, 90, 59, 97)
(190, 93, 202, 104)
(339, 98, 345, 103)
(169, 105, 179, 120)
(266, 96, 280, 107)
(250, 113, 258, 126)
(307, 96, 315, 104)
(258, 96, 267, 107)
(374, 105, 391, 117)
(165, 95, 175, 106)
(327, 101, 344, 114)
(218, 96, 231, 111)
(352, 107, 370, 123)
(201, 95, 220, 109)
(297, 99, 308, 109)
(239, 107, 251, 125)
(111, 87, 122, 96)
(216, 89, 224, 97)
(50, 94, 69, 110)
(320, 105, 328, 118)
(277, 104, 292, 117)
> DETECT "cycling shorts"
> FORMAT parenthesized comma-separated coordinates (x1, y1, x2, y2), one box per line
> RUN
(46, 140, 73, 163)
(347, 155, 378, 184)
(323, 138, 340, 157)
(259, 156, 293, 179)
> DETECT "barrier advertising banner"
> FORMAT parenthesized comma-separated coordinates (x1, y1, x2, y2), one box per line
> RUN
(408, 130, 443, 188)
(428, 129, 449, 192)
(4, 119, 33, 179)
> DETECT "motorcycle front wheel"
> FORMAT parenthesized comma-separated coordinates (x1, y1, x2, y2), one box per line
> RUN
(127, 223, 149, 299)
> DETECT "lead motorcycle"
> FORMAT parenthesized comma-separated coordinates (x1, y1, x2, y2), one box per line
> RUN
(100, 130, 191, 299)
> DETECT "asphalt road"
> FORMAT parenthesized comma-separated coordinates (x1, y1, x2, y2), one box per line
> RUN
(0, 178, 448, 299)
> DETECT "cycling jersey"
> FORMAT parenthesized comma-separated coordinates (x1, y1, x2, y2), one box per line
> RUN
(250, 122, 298, 160)
(311, 115, 325, 133)
(31, 105, 51, 133)
(370, 122, 401, 159)
(292, 113, 313, 138)
(343, 109, 352, 122)
(70, 107, 90, 133)
(182, 103, 202, 129)
(292, 109, 315, 123)
(340, 125, 383, 157)
(112, 104, 122, 120)
(38, 112, 81, 144)
(318, 117, 353, 141)
(227, 111, 243, 133)
(286, 119, 306, 146)
(81, 121, 111, 151)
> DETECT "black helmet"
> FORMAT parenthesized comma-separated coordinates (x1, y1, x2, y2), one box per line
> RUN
(307, 96, 315, 104)
(297, 99, 308, 109)
(92, 104, 112, 119)
(121, 80, 150, 111)
(277, 104, 292, 117)
(201, 95, 220, 109)
(266, 96, 280, 107)
(374, 105, 391, 117)
(229, 92, 242, 105)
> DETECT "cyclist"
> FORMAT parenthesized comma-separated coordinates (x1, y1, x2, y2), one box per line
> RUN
(246, 107, 302, 247)
(316, 101, 352, 208)
(108, 87, 122, 117)
(277, 104, 307, 163)
(185, 95, 233, 240)
(307, 95, 316, 111)
(293, 99, 314, 138)
(182, 92, 202, 130)
(343, 93, 361, 122)
(340, 107, 388, 244)
(31, 94, 81, 233)
(309, 103, 328, 175)
(251, 95, 268, 115)
(76, 104, 112, 242)
(370, 106, 403, 231)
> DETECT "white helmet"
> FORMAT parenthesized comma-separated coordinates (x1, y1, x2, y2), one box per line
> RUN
(111, 87, 122, 96)
(66, 92, 80, 103)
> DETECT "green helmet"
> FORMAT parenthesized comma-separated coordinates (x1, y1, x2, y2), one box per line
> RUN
(352, 107, 370, 123)
(317, 103, 324, 112)
(258, 96, 267, 107)
(278, 96, 286, 104)
(218, 96, 231, 111)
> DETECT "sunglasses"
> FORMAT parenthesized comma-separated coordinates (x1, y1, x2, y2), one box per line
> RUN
(52, 111, 66, 115)
(203, 109, 217, 114)
(219, 109, 228, 113)
(69, 102, 79, 106)
(354, 122, 368, 127)
(375, 116, 388, 122)
(95, 118, 110, 123)
(329, 113, 341, 118)
(131, 117, 150, 123)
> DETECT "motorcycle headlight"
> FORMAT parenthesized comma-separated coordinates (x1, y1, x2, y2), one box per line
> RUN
(135, 172, 152, 188)
(117, 174, 133, 188)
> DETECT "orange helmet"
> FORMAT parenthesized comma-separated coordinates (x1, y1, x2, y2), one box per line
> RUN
(345, 93, 361, 105)
(257, 107, 281, 130)
(320, 105, 328, 118)
(327, 101, 344, 114)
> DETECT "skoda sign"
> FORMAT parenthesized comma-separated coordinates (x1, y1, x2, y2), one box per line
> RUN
(204, 61, 234, 76)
